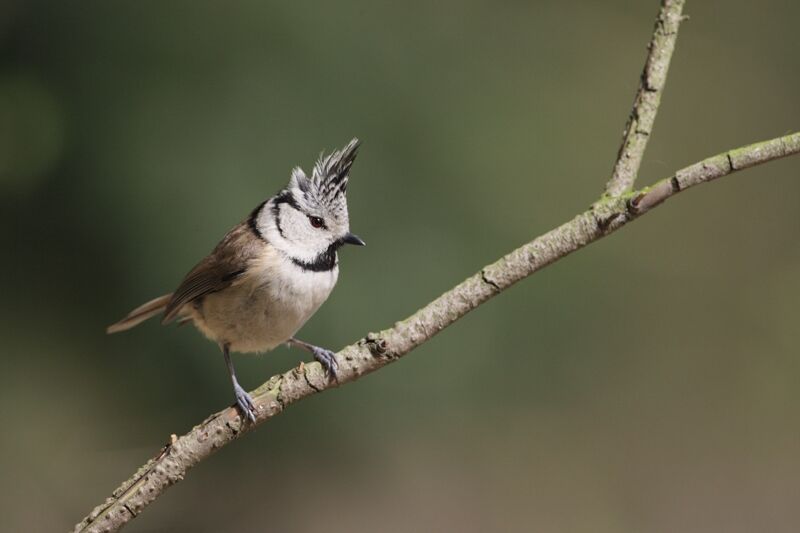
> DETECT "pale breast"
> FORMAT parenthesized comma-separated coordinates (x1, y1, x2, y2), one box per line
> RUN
(193, 248, 339, 353)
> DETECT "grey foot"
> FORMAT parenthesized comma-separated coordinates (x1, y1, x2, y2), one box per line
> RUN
(233, 382, 257, 422)
(311, 347, 339, 378)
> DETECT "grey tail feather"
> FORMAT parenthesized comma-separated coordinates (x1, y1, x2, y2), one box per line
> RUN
(107, 293, 173, 334)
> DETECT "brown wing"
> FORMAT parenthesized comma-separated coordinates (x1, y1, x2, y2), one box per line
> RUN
(162, 221, 266, 323)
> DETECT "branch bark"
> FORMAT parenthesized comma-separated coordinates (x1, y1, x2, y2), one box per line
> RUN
(604, 0, 686, 198)
(72, 0, 799, 531)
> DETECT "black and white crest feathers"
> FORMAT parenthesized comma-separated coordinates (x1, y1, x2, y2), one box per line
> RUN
(314, 137, 360, 195)
(288, 138, 360, 210)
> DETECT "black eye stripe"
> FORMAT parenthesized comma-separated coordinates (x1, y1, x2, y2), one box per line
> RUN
(273, 190, 301, 212)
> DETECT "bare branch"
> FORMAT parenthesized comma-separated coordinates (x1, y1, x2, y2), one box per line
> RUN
(72, 130, 800, 532)
(70, 0, 797, 529)
(604, 0, 686, 198)
(628, 133, 800, 215)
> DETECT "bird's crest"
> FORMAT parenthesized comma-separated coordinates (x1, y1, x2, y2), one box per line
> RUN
(289, 138, 360, 210)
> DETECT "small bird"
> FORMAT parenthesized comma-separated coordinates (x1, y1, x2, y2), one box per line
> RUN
(107, 139, 365, 422)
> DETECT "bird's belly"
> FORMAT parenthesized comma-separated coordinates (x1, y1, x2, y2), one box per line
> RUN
(193, 266, 338, 353)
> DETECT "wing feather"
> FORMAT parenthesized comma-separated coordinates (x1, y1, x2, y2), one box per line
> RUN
(162, 221, 264, 324)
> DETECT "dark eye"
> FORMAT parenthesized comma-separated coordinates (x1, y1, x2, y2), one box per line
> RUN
(308, 216, 325, 229)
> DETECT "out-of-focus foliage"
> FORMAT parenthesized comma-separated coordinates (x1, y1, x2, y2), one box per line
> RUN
(1, 1, 799, 531)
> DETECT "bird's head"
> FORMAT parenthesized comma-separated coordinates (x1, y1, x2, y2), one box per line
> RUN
(253, 138, 365, 269)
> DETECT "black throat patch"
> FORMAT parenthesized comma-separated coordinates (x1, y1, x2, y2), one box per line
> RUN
(290, 242, 339, 272)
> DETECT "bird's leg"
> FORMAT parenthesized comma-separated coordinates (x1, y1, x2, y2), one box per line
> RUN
(287, 337, 339, 378)
(221, 343, 257, 422)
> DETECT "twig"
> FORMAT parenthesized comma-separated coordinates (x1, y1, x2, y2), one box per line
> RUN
(628, 134, 800, 214)
(72, 131, 800, 532)
(604, 0, 686, 198)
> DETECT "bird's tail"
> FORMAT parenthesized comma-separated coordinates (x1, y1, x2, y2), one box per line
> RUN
(107, 293, 173, 334)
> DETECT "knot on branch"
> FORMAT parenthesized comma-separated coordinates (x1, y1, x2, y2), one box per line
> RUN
(591, 196, 628, 233)
(363, 332, 390, 358)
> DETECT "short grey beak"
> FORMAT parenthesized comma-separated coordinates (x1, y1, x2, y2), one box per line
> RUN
(342, 232, 366, 246)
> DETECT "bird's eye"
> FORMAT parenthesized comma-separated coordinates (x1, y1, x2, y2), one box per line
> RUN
(308, 216, 325, 229)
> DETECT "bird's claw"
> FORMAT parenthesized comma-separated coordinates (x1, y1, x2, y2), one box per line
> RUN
(311, 347, 339, 379)
(233, 382, 257, 422)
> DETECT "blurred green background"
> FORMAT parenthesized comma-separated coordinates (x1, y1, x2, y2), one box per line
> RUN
(2, 1, 799, 531)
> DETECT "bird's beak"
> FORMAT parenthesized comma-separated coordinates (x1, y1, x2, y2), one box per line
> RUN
(342, 232, 366, 246)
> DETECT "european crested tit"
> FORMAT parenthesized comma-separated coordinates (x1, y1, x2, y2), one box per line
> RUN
(108, 139, 365, 421)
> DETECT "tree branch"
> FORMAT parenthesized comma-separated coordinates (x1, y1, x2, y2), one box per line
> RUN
(72, 130, 800, 533)
(604, 0, 686, 198)
(72, 0, 799, 529)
